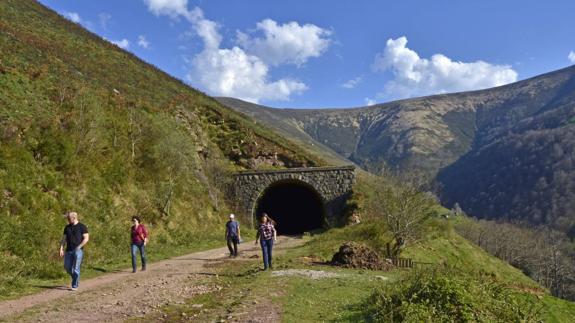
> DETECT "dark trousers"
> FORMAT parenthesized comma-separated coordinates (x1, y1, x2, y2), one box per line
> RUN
(131, 242, 146, 272)
(260, 239, 273, 269)
(227, 236, 239, 256)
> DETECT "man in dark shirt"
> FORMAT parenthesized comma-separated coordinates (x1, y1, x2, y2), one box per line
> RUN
(225, 214, 241, 257)
(59, 211, 89, 291)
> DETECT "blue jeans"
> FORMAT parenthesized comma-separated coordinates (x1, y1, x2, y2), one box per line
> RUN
(260, 239, 274, 269)
(131, 243, 147, 272)
(64, 249, 83, 288)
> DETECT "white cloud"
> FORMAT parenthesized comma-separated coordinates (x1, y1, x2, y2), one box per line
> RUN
(138, 35, 150, 49)
(143, 1, 220, 49)
(342, 77, 362, 89)
(373, 37, 518, 100)
(143, 0, 190, 19)
(186, 7, 222, 50)
(186, 9, 307, 102)
(110, 39, 130, 49)
(65, 12, 81, 23)
(99, 13, 112, 29)
(142, 1, 311, 103)
(189, 48, 307, 103)
(63, 11, 97, 30)
(365, 98, 376, 106)
(569, 51, 575, 63)
(236, 19, 331, 66)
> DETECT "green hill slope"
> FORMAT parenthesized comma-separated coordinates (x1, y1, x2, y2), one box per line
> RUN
(2, 1, 574, 318)
(215, 97, 357, 167)
(150, 217, 575, 322)
(0, 0, 322, 298)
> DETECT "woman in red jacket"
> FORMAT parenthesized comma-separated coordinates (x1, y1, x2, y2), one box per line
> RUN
(130, 216, 148, 273)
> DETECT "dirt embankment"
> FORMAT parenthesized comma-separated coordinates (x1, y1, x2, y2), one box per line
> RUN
(331, 242, 393, 271)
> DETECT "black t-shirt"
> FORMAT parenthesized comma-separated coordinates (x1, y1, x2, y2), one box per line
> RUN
(63, 222, 89, 252)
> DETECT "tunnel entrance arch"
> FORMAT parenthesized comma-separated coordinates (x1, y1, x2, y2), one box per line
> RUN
(232, 166, 355, 231)
(254, 179, 325, 235)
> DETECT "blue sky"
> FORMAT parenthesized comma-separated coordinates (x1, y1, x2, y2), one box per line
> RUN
(39, 0, 575, 108)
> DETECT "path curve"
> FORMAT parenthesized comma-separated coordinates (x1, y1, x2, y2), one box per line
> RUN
(0, 236, 304, 322)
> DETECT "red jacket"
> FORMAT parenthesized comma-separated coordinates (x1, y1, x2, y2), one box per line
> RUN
(131, 224, 148, 244)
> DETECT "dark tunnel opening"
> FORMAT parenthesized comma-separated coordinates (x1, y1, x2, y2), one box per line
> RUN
(255, 180, 324, 235)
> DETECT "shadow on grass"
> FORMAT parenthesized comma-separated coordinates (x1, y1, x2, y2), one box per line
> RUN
(87, 266, 123, 273)
(32, 285, 69, 290)
(334, 298, 374, 322)
(312, 261, 331, 266)
(179, 258, 225, 262)
(194, 272, 219, 276)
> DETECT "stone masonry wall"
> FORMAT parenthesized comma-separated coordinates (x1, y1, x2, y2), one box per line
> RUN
(232, 166, 355, 228)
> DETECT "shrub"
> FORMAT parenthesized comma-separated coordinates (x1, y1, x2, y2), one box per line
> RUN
(365, 268, 542, 322)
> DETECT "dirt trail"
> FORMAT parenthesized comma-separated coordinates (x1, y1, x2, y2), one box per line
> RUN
(0, 236, 304, 322)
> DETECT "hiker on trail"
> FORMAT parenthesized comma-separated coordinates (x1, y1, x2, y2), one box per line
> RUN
(59, 211, 89, 291)
(255, 213, 277, 270)
(130, 216, 148, 273)
(225, 213, 241, 257)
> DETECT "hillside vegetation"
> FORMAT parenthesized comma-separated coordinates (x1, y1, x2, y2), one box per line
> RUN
(0, 0, 322, 298)
(455, 216, 575, 300)
(215, 97, 357, 167)
(148, 174, 575, 322)
(2, 1, 575, 320)
(298, 176, 575, 321)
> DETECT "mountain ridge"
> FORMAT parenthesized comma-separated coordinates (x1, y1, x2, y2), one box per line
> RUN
(218, 64, 575, 228)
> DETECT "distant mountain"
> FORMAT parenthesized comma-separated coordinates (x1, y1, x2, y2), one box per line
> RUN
(217, 65, 575, 229)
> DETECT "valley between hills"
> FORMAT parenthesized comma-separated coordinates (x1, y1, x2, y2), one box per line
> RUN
(217, 66, 575, 231)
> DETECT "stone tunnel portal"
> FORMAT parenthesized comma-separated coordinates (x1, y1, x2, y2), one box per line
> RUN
(233, 166, 355, 232)
(255, 180, 324, 235)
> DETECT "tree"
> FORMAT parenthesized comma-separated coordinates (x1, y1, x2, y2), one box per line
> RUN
(365, 177, 435, 257)
(134, 112, 199, 218)
(455, 218, 575, 300)
(127, 102, 144, 162)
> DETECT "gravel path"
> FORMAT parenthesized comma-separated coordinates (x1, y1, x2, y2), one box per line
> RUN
(0, 236, 304, 322)
(272, 269, 343, 279)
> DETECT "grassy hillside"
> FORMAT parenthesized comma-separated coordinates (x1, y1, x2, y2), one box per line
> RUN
(147, 218, 575, 322)
(2, 1, 574, 320)
(215, 97, 357, 167)
(0, 0, 323, 298)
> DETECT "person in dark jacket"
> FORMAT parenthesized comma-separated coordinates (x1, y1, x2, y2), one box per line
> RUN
(59, 211, 89, 291)
(225, 214, 241, 257)
(255, 213, 277, 270)
(130, 216, 148, 273)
